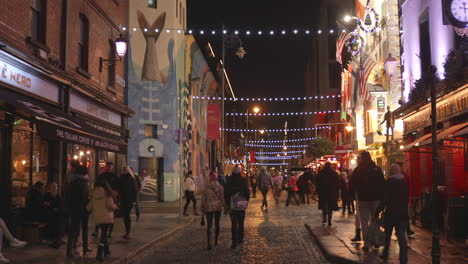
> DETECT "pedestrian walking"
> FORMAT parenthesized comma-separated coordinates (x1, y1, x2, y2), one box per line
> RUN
(273, 173, 283, 205)
(249, 174, 257, 198)
(339, 169, 354, 214)
(224, 167, 250, 249)
(201, 172, 225, 249)
(285, 173, 300, 206)
(92, 162, 118, 238)
(297, 172, 307, 204)
(349, 151, 385, 252)
(257, 168, 273, 211)
(129, 167, 142, 222)
(118, 167, 138, 239)
(396, 161, 415, 236)
(64, 165, 91, 258)
(375, 163, 409, 264)
(316, 162, 340, 226)
(0, 217, 27, 263)
(183, 171, 199, 216)
(87, 176, 118, 262)
(302, 169, 313, 205)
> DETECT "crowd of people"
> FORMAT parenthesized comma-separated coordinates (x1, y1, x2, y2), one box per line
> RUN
(3, 151, 412, 264)
(6, 161, 140, 262)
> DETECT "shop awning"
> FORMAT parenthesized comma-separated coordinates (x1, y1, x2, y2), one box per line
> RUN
(403, 133, 432, 150)
(0, 88, 127, 153)
(453, 125, 468, 137)
(419, 123, 468, 146)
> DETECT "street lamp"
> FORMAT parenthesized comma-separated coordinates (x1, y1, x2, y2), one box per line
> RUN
(345, 124, 354, 132)
(99, 34, 127, 72)
(253, 106, 260, 114)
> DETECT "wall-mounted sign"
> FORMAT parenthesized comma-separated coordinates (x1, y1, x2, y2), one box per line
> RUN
(0, 53, 59, 102)
(377, 98, 385, 112)
(116, 74, 126, 87)
(70, 93, 121, 126)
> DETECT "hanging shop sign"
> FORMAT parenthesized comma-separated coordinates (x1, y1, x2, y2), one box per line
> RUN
(70, 93, 122, 126)
(0, 51, 59, 102)
(207, 104, 221, 140)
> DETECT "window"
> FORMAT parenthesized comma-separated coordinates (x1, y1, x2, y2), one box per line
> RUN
(148, 0, 157, 8)
(144, 124, 158, 138)
(78, 14, 89, 71)
(183, 7, 186, 28)
(108, 41, 116, 88)
(179, 2, 182, 24)
(419, 14, 431, 73)
(176, 0, 178, 18)
(30, 0, 47, 44)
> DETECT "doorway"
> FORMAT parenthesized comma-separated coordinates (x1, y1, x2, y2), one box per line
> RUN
(138, 157, 164, 202)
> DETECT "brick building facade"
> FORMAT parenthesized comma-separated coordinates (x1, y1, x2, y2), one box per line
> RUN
(0, 0, 133, 219)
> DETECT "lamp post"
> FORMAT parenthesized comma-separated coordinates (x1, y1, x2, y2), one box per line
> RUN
(99, 34, 127, 72)
(428, 65, 441, 264)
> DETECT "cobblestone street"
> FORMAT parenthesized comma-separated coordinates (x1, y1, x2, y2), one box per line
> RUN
(133, 192, 331, 264)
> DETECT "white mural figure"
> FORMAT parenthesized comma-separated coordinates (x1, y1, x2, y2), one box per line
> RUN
(137, 10, 166, 82)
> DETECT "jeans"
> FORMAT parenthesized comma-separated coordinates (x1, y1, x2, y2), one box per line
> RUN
(183, 191, 197, 214)
(260, 189, 269, 208)
(67, 212, 89, 255)
(230, 210, 245, 245)
(383, 221, 408, 264)
(0, 218, 15, 253)
(121, 203, 133, 234)
(97, 224, 110, 250)
(286, 191, 300, 206)
(357, 200, 380, 247)
(205, 211, 221, 243)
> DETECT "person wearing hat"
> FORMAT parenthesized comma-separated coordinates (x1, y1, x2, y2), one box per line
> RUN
(201, 172, 225, 249)
(183, 171, 199, 216)
(349, 151, 385, 252)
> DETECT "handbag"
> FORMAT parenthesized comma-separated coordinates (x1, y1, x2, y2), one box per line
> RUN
(230, 192, 248, 210)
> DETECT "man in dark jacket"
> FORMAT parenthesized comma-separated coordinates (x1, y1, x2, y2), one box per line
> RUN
(119, 167, 137, 239)
(349, 151, 385, 252)
(25, 181, 48, 222)
(316, 162, 340, 226)
(65, 165, 91, 258)
(375, 163, 409, 264)
(224, 167, 250, 249)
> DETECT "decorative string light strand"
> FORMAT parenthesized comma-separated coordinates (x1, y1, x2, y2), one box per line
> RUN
(256, 155, 300, 160)
(255, 150, 305, 155)
(227, 110, 340, 116)
(249, 137, 315, 143)
(192, 95, 340, 101)
(251, 163, 289, 166)
(245, 144, 308, 148)
(121, 27, 354, 36)
(221, 127, 330, 132)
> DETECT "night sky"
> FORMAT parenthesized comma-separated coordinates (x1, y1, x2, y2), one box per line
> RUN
(187, 0, 335, 133)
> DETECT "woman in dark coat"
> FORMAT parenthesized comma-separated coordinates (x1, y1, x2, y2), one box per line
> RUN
(316, 162, 340, 226)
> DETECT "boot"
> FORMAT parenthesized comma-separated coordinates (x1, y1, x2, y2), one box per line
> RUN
(104, 244, 111, 257)
(322, 211, 327, 224)
(328, 211, 333, 226)
(96, 245, 104, 262)
(351, 229, 361, 242)
(207, 231, 212, 250)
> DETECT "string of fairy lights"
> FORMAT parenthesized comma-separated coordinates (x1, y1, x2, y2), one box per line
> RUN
(248, 137, 315, 143)
(226, 110, 340, 116)
(221, 127, 330, 132)
(251, 162, 288, 166)
(255, 150, 305, 155)
(192, 95, 340, 101)
(245, 144, 308, 148)
(256, 155, 300, 160)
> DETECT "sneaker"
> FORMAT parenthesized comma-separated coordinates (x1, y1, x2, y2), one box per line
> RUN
(10, 239, 27, 248)
(0, 254, 10, 263)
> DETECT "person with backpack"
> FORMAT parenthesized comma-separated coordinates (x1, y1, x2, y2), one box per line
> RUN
(256, 168, 273, 211)
(349, 151, 385, 252)
(183, 171, 199, 216)
(87, 175, 118, 262)
(201, 172, 225, 250)
(224, 167, 250, 249)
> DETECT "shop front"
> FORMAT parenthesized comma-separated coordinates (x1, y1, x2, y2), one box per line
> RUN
(398, 84, 468, 239)
(0, 49, 128, 219)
